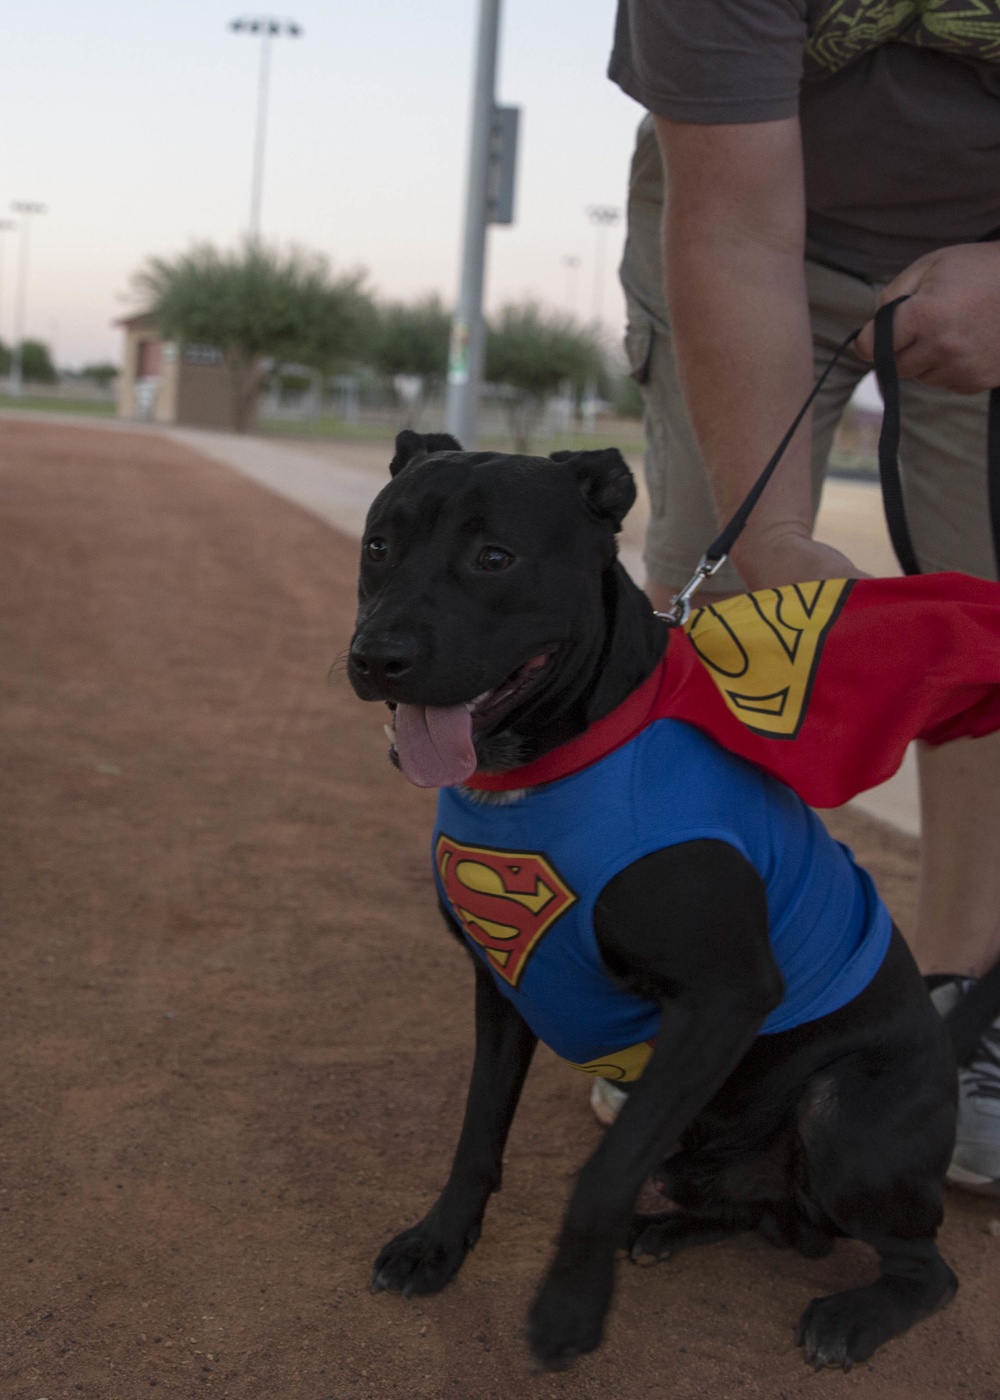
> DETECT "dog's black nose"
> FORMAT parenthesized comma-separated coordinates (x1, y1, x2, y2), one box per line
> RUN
(349, 633, 420, 691)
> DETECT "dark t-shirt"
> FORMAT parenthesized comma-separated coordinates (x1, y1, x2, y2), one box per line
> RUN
(609, 0, 1000, 279)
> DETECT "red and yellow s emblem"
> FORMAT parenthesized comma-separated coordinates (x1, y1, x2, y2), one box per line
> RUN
(685, 579, 853, 739)
(435, 835, 577, 988)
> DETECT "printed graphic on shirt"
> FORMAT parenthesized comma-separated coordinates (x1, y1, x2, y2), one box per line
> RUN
(685, 579, 854, 739)
(435, 835, 577, 988)
(805, 0, 1000, 78)
(566, 1040, 654, 1083)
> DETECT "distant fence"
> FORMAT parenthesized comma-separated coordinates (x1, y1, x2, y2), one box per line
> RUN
(0, 378, 117, 404)
(258, 370, 640, 449)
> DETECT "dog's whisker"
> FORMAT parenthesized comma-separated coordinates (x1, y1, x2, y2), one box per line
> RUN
(327, 649, 353, 686)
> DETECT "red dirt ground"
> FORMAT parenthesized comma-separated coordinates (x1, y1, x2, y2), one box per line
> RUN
(1, 417, 998, 1400)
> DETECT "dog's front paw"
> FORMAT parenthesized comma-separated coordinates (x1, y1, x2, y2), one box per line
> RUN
(371, 1217, 480, 1298)
(796, 1263, 958, 1372)
(527, 1258, 614, 1371)
(797, 1289, 890, 1372)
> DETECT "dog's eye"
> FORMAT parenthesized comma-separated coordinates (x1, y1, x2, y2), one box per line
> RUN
(476, 546, 514, 572)
(366, 537, 388, 563)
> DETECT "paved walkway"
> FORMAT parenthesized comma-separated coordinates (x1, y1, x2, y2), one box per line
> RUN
(168, 426, 392, 541)
(0, 408, 918, 832)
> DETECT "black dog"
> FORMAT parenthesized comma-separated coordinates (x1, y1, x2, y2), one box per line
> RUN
(348, 431, 957, 1371)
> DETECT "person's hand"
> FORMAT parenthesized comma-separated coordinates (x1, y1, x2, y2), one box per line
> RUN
(732, 526, 866, 591)
(855, 242, 1000, 393)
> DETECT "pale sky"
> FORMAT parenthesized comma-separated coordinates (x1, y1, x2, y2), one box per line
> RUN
(0, 1, 645, 368)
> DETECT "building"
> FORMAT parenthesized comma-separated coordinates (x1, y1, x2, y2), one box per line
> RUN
(115, 313, 257, 432)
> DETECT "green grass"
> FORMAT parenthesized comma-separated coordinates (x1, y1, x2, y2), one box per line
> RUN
(0, 394, 116, 416)
(258, 416, 399, 441)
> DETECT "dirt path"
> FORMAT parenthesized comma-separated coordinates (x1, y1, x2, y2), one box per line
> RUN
(0, 418, 997, 1400)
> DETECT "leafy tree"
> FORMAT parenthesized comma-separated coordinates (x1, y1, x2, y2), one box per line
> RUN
(80, 362, 120, 388)
(370, 295, 451, 427)
(372, 295, 451, 380)
(5, 340, 57, 384)
(485, 302, 604, 451)
(133, 240, 376, 431)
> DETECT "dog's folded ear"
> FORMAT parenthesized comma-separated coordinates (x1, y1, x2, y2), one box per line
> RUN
(389, 430, 464, 477)
(550, 448, 636, 531)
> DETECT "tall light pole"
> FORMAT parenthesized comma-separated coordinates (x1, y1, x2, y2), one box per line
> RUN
(561, 255, 581, 320)
(586, 205, 621, 330)
(445, 0, 503, 448)
(230, 15, 303, 241)
(0, 218, 16, 357)
(10, 202, 46, 397)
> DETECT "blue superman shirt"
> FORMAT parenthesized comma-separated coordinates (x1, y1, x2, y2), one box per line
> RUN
(433, 718, 891, 1082)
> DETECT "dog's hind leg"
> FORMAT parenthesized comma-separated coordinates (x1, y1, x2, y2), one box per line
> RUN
(793, 1043, 958, 1370)
(372, 958, 537, 1297)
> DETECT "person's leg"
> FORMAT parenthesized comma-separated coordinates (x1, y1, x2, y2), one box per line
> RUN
(912, 739, 1000, 981)
(895, 377, 1000, 977)
(894, 378, 1000, 1190)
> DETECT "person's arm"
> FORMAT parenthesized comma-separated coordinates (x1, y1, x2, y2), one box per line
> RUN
(854, 241, 1000, 392)
(654, 113, 859, 589)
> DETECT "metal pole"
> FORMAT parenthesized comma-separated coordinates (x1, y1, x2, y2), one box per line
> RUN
(586, 205, 621, 330)
(592, 230, 604, 327)
(561, 255, 581, 319)
(10, 203, 45, 397)
(231, 18, 302, 242)
(445, 0, 502, 448)
(0, 219, 15, 356)
(250, 28, 273, 240)
(10, 216, 30, 395)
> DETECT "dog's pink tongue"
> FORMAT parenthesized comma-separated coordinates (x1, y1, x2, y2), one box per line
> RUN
(394, 703, 477, 788)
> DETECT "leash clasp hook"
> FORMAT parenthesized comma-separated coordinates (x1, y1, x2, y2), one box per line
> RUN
(654, 553, 726, 629)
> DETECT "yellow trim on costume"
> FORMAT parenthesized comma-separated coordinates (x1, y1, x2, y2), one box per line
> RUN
(565, 1040, 654, 1082)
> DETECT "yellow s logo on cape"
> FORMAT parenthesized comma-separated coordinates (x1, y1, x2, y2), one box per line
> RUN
(684, 579, 853, 739)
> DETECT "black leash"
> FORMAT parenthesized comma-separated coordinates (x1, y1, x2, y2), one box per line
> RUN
(871, 296, 921, 577)
(873, 297, 1000, 578)
(661, 298, 1000, 624)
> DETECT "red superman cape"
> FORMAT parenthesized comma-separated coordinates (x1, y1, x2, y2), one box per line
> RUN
(464, 574, 1000, 806)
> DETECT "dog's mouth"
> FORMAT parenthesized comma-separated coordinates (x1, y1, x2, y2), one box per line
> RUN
(388, 651, 556, 788)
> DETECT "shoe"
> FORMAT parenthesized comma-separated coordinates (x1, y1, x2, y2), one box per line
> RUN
(929, 976, 1000, 1196)
(589, 1076, 629, 1127)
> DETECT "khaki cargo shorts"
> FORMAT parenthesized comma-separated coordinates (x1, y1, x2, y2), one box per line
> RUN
(620, 115, 996, 592)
